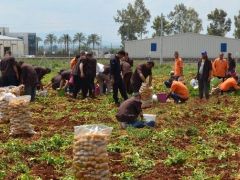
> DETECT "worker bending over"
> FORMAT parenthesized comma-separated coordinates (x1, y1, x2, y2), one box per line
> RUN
(116, 93, 155, 129)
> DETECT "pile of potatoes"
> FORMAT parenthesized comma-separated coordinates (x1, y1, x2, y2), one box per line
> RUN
(73, 125, 112, 180)
(0, 85, 24, 96)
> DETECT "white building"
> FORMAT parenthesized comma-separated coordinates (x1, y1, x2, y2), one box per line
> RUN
(0, 27, 36, 55)
(125, 33, 240, 59)
(0, 35, 24, 58)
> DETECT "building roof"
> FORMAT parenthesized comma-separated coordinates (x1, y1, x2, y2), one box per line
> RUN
(164, 32, 240, 41)
(0, 35, 22, 41)
(125, 32, 240, 43)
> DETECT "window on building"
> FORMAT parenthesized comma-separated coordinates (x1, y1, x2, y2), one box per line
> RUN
(151, 43, 157, 52)
(28, 34, 36, 55)
(221, 43, 227, 52)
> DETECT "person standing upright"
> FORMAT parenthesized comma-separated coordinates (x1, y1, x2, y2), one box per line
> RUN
(125, 52, 133, 66)
(196, 51, 212, 100)
(227, 53, 236, 78)
(212, 53, 228, 81)
(121, 53, 133, 94)
(110, 50, 128, 106)
(81, 52, 96, 98)
(72, 51, 86, 98)
(70, 55, 80, 70)
(173, 51, 183, 80)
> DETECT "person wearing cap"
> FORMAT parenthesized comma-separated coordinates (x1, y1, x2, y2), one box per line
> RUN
(227, 53, 236, 78)
(110, 50, 128, 106)
(173, 51, 183, 80)
(165, 79, 189, 103)
(211, 76, 240, 95)
(212, 53, 228, 80)
(131, 61, 154, 93)
(116, 93, 155, 129)
(196, 51, 212, 100)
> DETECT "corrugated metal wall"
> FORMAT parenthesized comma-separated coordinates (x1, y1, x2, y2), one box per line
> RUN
(125, 33, 240, 59)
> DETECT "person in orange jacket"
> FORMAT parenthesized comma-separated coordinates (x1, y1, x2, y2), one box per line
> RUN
(212, 53, 228, 80)
(70, 55, 80, 70)
(211, 76, 240, 95)
(173, 51, 183, 80)
(165, 80, 189, 103)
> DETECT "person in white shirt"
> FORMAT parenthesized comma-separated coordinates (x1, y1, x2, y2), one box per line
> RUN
(96, 63, 111, 95)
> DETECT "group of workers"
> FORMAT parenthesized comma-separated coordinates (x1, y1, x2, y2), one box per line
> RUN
(0, 51, 51, 101)
(0, 50, 239, 129)
(117, 50, 239, 129)
(50, 50, 154, 107)
(163, 51, 239, 104)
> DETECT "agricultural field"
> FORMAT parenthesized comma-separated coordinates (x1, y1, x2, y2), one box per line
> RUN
(0, 59, 240, 179)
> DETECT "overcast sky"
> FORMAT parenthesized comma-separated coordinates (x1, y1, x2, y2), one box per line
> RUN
(0, 0, 239, 47)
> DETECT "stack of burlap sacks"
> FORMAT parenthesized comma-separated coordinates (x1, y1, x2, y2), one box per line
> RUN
(73, 125, 112, 180)
(139, 83, 153, 109)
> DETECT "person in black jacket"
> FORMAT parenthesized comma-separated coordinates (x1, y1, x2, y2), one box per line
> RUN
(72, 51, 86, 98)
(196, 51, 212, 100)
(81, 52, 97, 98)
(227, 53, 236, 77)
(34, 66, 51, 90)
(19, 62, 38, 101)
(0, 51, 19, 86)
(110, 50, 128, 106)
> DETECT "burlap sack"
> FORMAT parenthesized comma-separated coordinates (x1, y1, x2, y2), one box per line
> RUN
(73, 125, 112, 180)
(139, 83, 153, 109)
(8, 96, 36, 136)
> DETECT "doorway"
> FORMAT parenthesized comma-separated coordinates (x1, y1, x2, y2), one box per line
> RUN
(4, 47, 11, 55)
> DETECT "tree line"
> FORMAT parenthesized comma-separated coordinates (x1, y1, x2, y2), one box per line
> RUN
(36, 33, 101, 55)
(114, 0, 240, 43)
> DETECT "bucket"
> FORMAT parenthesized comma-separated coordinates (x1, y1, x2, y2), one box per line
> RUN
(57, 89, 65, 97)
(157, 93, 168, 103)
(95, 84, 100, 96)
(143, 114, 156, 122)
